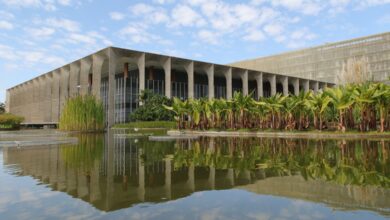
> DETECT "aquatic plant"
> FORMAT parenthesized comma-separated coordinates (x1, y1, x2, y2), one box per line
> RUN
(59, 95, 104, 131)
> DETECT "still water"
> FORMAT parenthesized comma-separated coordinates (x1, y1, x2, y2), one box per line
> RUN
(0, 130, 389, 220)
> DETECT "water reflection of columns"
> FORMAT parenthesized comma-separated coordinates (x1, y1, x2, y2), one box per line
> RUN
(164, 158, 172, 200)
(227, 169, 235, 186)
(106, 130, 115, 210)
(138, 148, 145, 202)
(187, 163, 195, 192)
(90, 159, 101, 203)
(208, 138, 215, 189)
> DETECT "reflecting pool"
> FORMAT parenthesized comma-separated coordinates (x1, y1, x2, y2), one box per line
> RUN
(0, 130, 389, 219)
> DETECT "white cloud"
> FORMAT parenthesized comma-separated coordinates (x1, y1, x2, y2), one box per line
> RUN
(0, 44, 18, 60)
(171, 4, 206, 27)
(1, 0, 77, 10)
(271, 0, 322, 15)
(131, 3, 156, 15)
(198, 29, 219, 44)
(25, 27, 55, 38)
(109, 12, 125, 21)
(0, 11, 15, 20)
(243, 30, 265, 42)
(0, 20, 13, 30)
(45, 18, 80, 32)
(120, 23, 153, 44)
(264, 23, 284, 36)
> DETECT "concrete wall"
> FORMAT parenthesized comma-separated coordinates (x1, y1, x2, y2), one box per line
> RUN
(232, 32, 390, 84)
(6, 47, 330, 127)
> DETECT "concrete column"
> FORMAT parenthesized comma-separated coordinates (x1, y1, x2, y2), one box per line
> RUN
(44, 75, 52, 122)
(69, 63, 80, 97)
(313, 81, 319, 93)
(52, 70, 60, 123)
(5, 90, 10, 113)
(282, 76, 288, 96)
(60, 67, 70, 115)
(303, 80, 309, 93)
(240, 70, 249, 96)
(32, 79, 39, 122)
(206, 64, 214, 100)
(162, 57, 171, 98)
(293, 78, 299, 96)
(107, 48, 117, 127)
(269, 75, 276, 96)
(255, 73, 263, 99)
(184, 61, 194, 99)
(92, 54, 104, 99)
(224, 67, 232, 99)
(80, 59, 91, 96)
(37, 78, 43, 122)
(137, 53, 145, 96)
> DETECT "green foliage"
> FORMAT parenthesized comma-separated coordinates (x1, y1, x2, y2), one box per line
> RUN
(0, 102, 5, 114)
(114, 121, 176, 129)
(59, 95, 104, 131)
(129, 90, 174, 121)
(0, 113, 24, 129)
(164, 82, 390, 132)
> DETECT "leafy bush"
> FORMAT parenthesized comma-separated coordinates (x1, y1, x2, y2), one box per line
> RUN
(59, 95, 104, 131)
(129, 90, 174, 121)
(0, 113, 24, 129)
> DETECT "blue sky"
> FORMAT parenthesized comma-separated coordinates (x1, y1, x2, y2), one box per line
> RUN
(0, 0, 389, 102)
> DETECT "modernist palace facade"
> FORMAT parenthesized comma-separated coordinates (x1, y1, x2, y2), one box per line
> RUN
(232, 32, 390, 83)
(6, 47, 330, 127)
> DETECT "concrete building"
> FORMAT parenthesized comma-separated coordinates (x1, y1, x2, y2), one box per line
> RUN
(5, 47, 329, 127)
(232, 32, 390, 83)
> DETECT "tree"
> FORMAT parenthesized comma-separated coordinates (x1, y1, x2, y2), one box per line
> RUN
(0, 102, 5, 114)
(307, 92, 331, 130)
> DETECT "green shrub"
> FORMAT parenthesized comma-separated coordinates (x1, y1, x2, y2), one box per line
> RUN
(0, 113, 24, 129)
(129, 90, 174, 121)
(59, 95, 104, 131)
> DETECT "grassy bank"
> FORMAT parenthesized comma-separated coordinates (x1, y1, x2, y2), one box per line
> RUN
(0, 113, 24, 130)
(114, 121, 176, 129)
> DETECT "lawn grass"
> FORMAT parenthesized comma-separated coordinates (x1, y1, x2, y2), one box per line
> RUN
(114, 121, 176, 129)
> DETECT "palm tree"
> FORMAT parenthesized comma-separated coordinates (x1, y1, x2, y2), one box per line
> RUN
(264, 94, 286, 129)
(163, 97, 188, 129)
(325, 87, 354, 132)
(307, 92, 332, 130)
(372, 83, 390, 132)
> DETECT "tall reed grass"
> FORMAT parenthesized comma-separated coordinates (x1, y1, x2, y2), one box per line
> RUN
(59, 95, 104, 131)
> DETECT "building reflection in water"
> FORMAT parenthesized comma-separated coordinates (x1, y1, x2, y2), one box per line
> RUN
(2, 130, 390, 215)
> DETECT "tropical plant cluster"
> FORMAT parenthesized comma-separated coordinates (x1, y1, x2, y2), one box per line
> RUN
(59, 95, 104, 131)
(0, 113, 24, 129)
(129, 90, 174, 121)
(164, 82, 390, 132)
